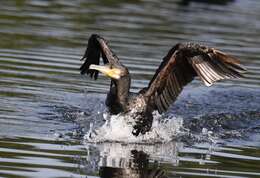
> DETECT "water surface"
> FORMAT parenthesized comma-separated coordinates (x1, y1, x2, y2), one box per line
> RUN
(0, 0, 260, 177)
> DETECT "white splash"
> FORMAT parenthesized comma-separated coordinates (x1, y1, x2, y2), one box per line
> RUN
(84, 111, 184, 143)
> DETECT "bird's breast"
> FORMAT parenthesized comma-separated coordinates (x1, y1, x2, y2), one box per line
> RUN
(127, 94, 147, 114)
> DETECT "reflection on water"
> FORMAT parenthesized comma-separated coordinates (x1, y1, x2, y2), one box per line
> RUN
(0, 0, 260, 177)
(98, 150, 167, 178)
(1, 137, 260, 178)
(82, 141, 260, 178)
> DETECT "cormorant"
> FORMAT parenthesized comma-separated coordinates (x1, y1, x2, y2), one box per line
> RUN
(80, 34, 246, 136)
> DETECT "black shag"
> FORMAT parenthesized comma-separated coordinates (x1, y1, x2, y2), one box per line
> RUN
(80, 34, 246, 136)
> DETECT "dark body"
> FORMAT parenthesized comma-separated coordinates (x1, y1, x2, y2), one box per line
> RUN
(80, 34, 246, 136)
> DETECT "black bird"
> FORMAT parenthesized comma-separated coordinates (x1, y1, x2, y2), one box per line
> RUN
(80, 34, 246, 136)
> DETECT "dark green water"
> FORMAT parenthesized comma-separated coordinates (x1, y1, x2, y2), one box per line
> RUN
(0, 0, 260, 177)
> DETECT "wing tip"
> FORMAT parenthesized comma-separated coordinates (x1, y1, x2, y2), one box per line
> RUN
(191, 49, 247, 87)
(80, 34, 103, 78)
(204, 81, 213, 87)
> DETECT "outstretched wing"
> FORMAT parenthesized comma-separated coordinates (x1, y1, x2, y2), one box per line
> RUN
(80, 34, 120, 79)
(144, 43, 246, 113)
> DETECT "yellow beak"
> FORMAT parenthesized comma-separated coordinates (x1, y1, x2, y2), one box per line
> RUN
(89, 64, 122, 79)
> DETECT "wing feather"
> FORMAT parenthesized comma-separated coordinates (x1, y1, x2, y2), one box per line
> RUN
(80, 34, 120, 79)
(144, 43, 246, 113)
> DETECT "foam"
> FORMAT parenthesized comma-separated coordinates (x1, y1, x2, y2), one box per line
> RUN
(84, 111, 184, 143)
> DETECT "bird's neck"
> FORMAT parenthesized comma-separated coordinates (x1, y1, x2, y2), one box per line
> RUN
(116, 75, 131, 111)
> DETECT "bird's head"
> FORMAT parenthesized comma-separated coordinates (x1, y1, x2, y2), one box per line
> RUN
(89, 64, 127, 80)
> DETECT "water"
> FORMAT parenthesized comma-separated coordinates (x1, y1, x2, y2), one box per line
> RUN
(0, 0, 260, 177)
